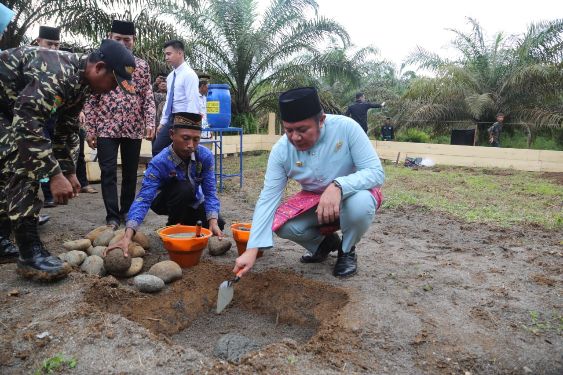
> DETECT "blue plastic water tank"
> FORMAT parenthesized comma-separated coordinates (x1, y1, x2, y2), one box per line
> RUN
(206, 84, 231, 128)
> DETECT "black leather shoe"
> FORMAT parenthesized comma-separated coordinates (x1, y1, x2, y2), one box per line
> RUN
(43, 200, 57, 208)
(38, 214, 50, 226)
(14, 217, 70, 281)
(301, 233, 341, 263)
(333, 246, 357, 277)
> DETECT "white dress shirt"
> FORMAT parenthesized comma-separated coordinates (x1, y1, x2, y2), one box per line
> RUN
(160, 61, 200, 125)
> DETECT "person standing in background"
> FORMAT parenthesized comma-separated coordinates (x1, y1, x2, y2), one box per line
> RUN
(345, 92, 385, 134)
(488, 112, 505, 147)
(84, 20, 155, 230)
(198, 74, 211, 139)
(76, 112, 97, 194)
(152, 40, 200, 156)
(381, 117, 394, 141)
(154, 76, 168, 129)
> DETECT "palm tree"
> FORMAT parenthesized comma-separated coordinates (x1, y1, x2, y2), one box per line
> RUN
(0, 0, 179, 75)
(165, 0, 355, 116)
(403, 18, 563, 145)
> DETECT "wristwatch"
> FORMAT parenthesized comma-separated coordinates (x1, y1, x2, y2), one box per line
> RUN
(332, 180, 343, 194)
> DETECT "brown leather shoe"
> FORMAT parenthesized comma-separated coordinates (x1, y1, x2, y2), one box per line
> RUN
(80, 186, 98, 194)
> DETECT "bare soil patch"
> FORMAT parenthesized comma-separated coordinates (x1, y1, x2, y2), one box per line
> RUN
(0, 170, 561, 374)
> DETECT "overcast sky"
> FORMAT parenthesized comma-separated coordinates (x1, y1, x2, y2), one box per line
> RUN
(310, 0, 561, 70)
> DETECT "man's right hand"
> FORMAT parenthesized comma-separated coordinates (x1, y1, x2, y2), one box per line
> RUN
(87, 134, 97, 149)
(103, 229, 133, 257)
(49, 173, 75, 205)
(233, 248, 258, 277)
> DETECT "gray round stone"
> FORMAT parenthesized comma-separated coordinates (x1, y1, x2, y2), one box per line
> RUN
(213, 334, 259, 363)
(147, 260, 182, 283)
(88, 246, 106, 257)
(93, 229, 115, 247)
(208, 237, 232, 256)
(133, 274, 165, 293)
(124, 258, 144, 277)
(58, 250, 87, 267)
(80, 255, 106, 276)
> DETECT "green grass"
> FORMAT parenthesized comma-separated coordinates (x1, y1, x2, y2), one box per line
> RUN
(382, 165, 563, 229)
(222, 152, 563, 230)
(35, 354, 77, 374)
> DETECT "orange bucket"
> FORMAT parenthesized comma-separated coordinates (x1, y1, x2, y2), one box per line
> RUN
(157, 224, 212, 267)
(230, 223, 263, 258)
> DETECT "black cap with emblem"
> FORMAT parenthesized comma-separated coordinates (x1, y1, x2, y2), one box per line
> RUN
(111, 19, 135, 35)
(279, 87, 322, 123)
(173, 112, 203, 131)
(38, 26, 60, 41)
(96, 39, 136, 95)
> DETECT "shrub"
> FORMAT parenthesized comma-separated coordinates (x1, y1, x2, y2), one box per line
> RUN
(396, 128, 431, 143)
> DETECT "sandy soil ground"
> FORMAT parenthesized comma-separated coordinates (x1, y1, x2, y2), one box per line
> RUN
(0, 174, 561, 374)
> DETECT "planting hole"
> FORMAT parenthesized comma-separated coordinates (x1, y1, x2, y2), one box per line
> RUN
(85, 261, 348, 360)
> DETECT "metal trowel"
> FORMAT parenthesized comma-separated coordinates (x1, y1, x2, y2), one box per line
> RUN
(216, 271, 243, 314)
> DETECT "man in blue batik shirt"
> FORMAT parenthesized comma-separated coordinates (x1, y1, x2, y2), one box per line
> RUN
(107, 112, 224, 255)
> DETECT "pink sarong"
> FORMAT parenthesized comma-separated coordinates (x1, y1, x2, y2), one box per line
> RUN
(272, 188, 382, 235)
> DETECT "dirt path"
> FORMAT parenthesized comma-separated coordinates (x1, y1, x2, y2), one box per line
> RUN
(0, 179, 561, 374)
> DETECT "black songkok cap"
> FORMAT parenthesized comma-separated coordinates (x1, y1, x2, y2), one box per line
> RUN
(38, 26, 60, 41)
(279, 87, 322, 122)
(173, 112, 203, 131)
(111, 19, 135, 35)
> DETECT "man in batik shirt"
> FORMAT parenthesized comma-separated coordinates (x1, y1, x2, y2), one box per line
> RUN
(84, 20, 156, 229)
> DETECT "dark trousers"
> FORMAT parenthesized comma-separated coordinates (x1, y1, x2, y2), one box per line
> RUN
(152, 118, 173, 156)
(76, 128, 89, 187)
(151, 178, 225, 229)
(97, 137, 142, 224)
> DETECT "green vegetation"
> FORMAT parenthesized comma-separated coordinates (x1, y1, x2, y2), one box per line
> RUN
(521, 311, 563, 335)
(395, 128, 431, 143)
(3, 2, 560, 143)
(382, 165, 563, 229)
(35, 354, 77, 374)
(223, 153, 563, 229)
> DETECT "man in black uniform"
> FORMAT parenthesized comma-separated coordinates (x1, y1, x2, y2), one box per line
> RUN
(381, 117, 394, 141)
(345, 92, 385, 133)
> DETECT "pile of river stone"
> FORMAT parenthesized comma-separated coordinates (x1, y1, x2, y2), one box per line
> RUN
(58, 226, 181, 293)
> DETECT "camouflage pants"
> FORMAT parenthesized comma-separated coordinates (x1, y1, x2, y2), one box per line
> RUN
(0, 113, 41, 221)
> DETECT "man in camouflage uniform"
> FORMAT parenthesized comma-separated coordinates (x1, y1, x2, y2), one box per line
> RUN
(35, 26, 62, 214)
(0, 39, 136, 280)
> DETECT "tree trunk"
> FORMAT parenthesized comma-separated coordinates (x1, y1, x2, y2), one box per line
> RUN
(524, 124, 533, 149)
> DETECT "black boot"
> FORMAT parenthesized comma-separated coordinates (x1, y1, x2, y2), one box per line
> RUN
(14, 217, 70, 281)
(0, 215, 18, 263)
(333, 246, 357, 277)
(301, 233, 341, 263)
